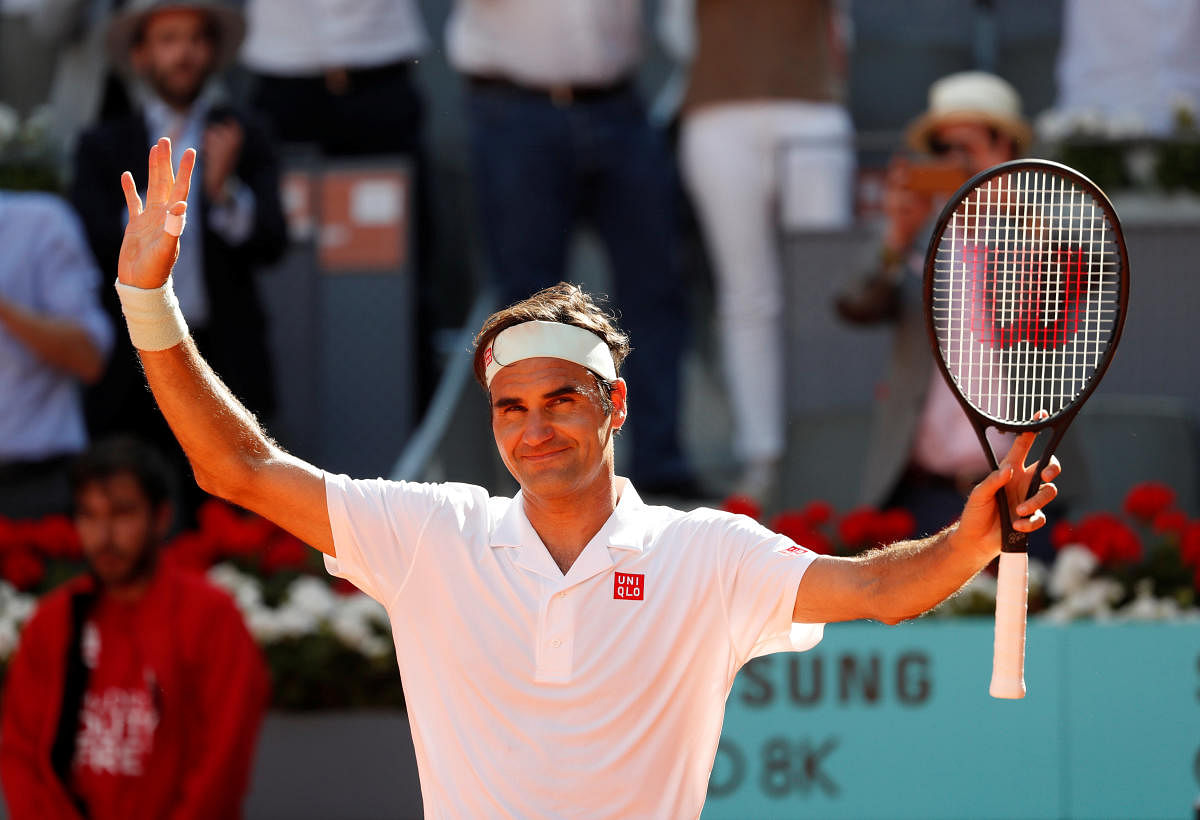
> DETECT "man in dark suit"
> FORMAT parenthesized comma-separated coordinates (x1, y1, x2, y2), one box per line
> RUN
(70, 0, 286, 475)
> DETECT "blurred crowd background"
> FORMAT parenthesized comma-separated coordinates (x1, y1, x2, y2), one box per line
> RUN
(2, 0, 1198, 531)
(1, 1, 1199, 817)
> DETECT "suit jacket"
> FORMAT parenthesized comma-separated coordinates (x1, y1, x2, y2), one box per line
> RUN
(70, 105, 287, 443)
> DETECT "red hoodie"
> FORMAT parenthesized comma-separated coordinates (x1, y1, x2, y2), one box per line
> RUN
(0, 566, 270, 820)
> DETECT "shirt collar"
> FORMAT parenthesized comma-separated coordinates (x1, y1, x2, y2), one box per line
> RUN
(489, 478, 648, 553)
(140, 80, 226, 137)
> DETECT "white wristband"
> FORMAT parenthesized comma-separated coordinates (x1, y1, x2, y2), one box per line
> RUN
(115, 278, 189, 351)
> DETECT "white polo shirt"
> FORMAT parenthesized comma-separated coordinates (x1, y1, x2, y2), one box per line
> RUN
(323, 475, 823, 819)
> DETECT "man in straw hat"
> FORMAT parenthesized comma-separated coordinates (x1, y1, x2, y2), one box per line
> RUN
(101, 131, 1061, 815)
(69, 0, 286, 518)
(837, 71, 1046, 543)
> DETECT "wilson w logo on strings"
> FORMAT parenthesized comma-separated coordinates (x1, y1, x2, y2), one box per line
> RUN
(961, 243, 1093, 350)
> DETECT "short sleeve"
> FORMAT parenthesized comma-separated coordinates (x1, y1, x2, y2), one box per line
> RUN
(721, 516, 824, 666)
(322, 473, 448, 605)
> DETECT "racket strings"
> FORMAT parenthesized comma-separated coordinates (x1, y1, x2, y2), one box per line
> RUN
(931, 168, 1121, 425)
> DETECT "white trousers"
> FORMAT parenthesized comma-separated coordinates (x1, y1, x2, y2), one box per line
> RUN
(680, 100, 854, 462)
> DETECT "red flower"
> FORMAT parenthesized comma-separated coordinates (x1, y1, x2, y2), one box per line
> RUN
(768, 511, 833, 555)
(798, 501, 834, 529)
(1070, 513, 1142, 565)
(1181, 522, 1200, 568)
(1051, 520, 1076, 550)
(30, 516, 82, 560)
(162, 530, 218, 572)
(875, 508, 917, 544)
(331, 578, 359, 596)
(1151, 509, 1189, 538)
(260, 534, 312, 575)
(198, 500, 277, 560)
(720, 495, 762, 522)
(1, 548, 45, 591)
(837, 507, 880, 550)
(1122, 482, 1176, 523)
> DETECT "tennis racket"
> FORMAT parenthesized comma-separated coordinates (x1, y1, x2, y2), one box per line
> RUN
(923, 159, 1129, 699)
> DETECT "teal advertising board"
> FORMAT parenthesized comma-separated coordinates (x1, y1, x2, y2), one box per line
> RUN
(704, 621, 1199, 819)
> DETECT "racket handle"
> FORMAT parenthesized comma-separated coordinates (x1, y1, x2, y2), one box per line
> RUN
(989, 551, 1028, 699)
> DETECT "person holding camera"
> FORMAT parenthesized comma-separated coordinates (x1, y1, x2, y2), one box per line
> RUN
(836, 71, 1033, 539)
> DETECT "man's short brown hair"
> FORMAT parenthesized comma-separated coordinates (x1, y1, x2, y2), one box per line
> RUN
(472, 282, 632, 393)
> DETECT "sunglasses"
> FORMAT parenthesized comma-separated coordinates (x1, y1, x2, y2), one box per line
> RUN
(929, 138, 973, 157)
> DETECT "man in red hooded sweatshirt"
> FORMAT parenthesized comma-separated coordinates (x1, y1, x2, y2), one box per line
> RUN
(0, 436, 270, 819)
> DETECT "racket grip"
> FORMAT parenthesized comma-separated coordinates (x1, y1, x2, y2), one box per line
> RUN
(989, 551, 1028, 699)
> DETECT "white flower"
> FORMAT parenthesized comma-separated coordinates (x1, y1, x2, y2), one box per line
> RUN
(330, 594, 391, 659)
(1042, 577, 1123, 622)
(1115, 579, 1181, 621)
(1070, 108, 1107, 138)
(1035, 108, 1073, 143)
(0, 104, 19, 149)
(1027, 558, 1049, 597)
(1106, 110, 1148, 140)
(0, 582, 37, 661)
(207, 563, 263, 613)
(1047, 545, 1098, 599)
(286, 576, 336, 620)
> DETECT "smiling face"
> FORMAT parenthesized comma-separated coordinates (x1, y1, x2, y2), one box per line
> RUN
(490, 357, 627, 504)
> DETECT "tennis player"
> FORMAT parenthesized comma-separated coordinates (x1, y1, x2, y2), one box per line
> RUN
(113, 138, 1060, 818)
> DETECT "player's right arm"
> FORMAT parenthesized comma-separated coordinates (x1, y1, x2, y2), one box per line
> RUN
(118, 138, 335, 556)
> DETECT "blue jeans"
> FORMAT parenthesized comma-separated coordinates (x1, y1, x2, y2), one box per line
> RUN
(466, 82, 691, 485)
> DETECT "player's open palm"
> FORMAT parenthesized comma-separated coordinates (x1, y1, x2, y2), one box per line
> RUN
(118, 137, 195, 290)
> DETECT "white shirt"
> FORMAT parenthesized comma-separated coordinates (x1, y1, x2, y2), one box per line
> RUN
(323, 475, 822, 819)
(446, 0, 644, 87)
(241, 0, 428, 75)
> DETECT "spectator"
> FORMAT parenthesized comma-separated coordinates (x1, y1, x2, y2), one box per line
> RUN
(240, 0, 428, 158)
(675, 0, 855, 503)
(239, 0, 441, 409)
(836, 71, 1032, 537)
(0, 190, 113, 519)
(69, 0, 287, 509)
(446, 0, 702, 498)
(0, 436, 270, 819)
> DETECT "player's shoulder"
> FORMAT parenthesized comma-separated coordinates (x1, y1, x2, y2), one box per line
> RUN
(638, 497, 774, 552)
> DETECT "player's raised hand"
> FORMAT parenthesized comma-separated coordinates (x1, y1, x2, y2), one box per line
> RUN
(118, 137, 195, 290)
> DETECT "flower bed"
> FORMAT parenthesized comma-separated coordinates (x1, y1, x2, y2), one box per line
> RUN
(2, 483, 1196, 710)
(0, 500, 402, 711)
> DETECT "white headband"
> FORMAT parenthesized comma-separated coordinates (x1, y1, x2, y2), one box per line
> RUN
(483, 320, 617, 387)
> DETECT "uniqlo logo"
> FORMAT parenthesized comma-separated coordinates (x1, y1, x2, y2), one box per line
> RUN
(778, 545, 811, 559)
(613, 573, 644, 600)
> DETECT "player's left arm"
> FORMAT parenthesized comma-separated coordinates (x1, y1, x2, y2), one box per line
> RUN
(792, 430, 1059, 625)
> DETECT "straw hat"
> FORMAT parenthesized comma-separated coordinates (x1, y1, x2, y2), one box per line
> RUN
(905, 71, 1033, 154)
(106, 0, 245, 74)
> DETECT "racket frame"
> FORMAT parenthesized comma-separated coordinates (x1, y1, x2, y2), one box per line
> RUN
(921, 158, 1130, 550)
